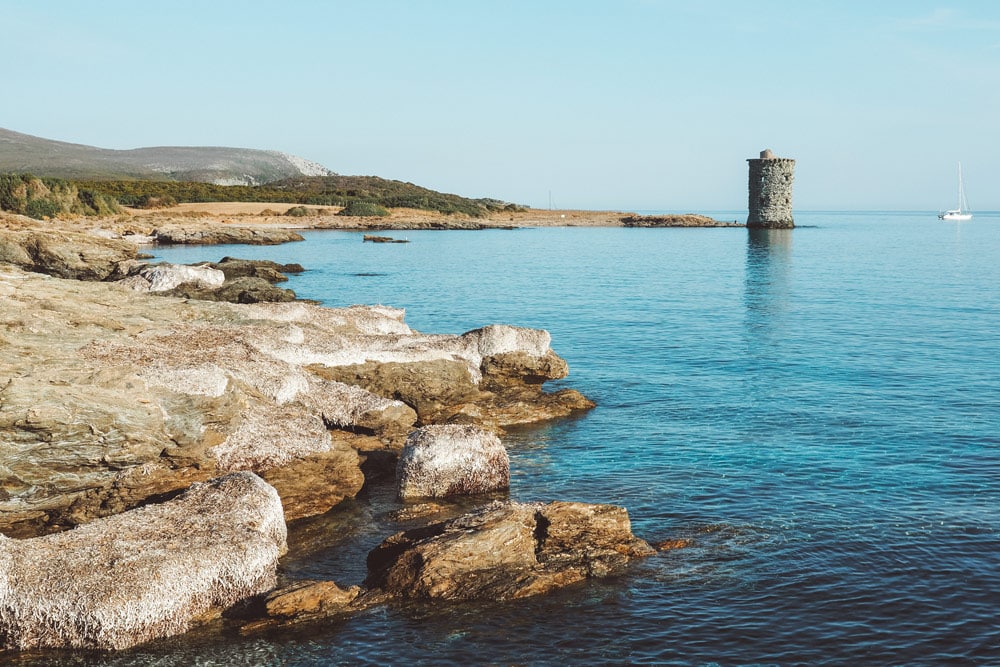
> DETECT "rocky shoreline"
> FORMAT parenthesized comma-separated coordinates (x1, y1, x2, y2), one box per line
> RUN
(0, 210, 672, 654)
(8, 202, 739, 242)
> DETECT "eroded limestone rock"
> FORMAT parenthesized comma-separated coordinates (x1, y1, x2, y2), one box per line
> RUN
(0, 472, 286, 652)
(262, 580, 361, 619)
(365, 500, 654, 601)
(0, 266, 588, 537)
(396, 425, 509, 500)
(0, 226, 137, 280)
(0, 267, 416, 535)
(310, 324, 595, 429)
(151, 225, 305, 246)
(123, 262, 226, 292)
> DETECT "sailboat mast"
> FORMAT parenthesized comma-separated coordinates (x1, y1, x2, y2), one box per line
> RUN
(958, 162, 964, 212)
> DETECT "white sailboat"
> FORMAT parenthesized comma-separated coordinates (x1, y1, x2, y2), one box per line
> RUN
(939, 163, 972, 221)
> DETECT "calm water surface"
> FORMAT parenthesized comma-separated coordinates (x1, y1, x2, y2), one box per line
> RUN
(49, 212, 1000, 665)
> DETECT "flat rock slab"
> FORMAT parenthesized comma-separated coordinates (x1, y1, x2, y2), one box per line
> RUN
(0, 472, 287, 652)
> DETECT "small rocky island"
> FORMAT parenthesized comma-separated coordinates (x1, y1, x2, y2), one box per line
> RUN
(0, 211, 658, 653)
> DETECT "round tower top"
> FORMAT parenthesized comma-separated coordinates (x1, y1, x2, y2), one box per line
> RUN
(760, 149, 775, 159)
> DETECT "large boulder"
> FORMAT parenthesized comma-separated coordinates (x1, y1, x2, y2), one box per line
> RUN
(117, 259, 299, 303)
(365, 500, 654, 601)
(396, 425, 509, 500)
(0, 472, 286, 652)
(121, 262, 226, 292)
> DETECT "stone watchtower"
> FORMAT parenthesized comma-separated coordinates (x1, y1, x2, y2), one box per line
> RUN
(747, 149, 795, 228)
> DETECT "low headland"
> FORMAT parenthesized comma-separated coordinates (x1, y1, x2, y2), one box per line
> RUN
(10, 200, 741, 240)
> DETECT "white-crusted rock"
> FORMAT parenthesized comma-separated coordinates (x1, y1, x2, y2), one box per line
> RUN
(462, 324, 552, 358)
(140, 263, 225, 292)
(396, 424, 510, 500)
(0, 472, 286, 652)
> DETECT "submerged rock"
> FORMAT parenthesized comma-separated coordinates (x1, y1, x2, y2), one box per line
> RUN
(236, 579, 364, 634)
(396, 424, 510, 500)
(0, 472, 286, 652)
(363, 234, 408, 244)
(365, 500, 654, 601)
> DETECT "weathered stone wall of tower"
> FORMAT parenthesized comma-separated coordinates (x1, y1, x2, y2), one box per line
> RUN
(747, 150, 795, 228)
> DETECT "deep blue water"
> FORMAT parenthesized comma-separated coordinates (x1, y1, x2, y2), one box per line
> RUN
(70, 212, 1000, 665)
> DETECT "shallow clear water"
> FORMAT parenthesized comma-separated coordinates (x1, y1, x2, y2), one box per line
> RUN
(52, 212, 1000, 665)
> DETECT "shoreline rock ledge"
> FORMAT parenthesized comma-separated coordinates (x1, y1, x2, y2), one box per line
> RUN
(0, 265, 593, 538)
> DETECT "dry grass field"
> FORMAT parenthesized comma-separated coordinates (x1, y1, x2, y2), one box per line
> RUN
(141, 202, 631, 228)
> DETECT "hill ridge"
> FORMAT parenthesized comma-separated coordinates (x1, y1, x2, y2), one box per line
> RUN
(0, 127, 335, 185)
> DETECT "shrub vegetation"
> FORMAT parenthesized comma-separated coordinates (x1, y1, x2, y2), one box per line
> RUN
(337, 200, 389, 217)
(69, 175, 516, 218)
(0, 173, 122, 219)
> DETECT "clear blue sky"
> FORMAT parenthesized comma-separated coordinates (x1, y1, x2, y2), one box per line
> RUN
(4, 1, 998, 211)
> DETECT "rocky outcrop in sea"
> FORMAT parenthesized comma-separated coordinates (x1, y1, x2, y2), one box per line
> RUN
(365, 500, 655, 601)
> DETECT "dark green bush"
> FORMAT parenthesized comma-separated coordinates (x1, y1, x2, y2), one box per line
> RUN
(25, 198, 61, 219)
(337, 200, 389, 217)
(77, 189, 122, 215)
(0, 173, 28, 213)
(284, 206, 311, 217)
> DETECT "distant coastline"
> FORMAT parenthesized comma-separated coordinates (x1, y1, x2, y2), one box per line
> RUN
(86, 202, 743, 236)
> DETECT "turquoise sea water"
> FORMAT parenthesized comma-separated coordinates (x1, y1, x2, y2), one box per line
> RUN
(63, 212, 1000, 665)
